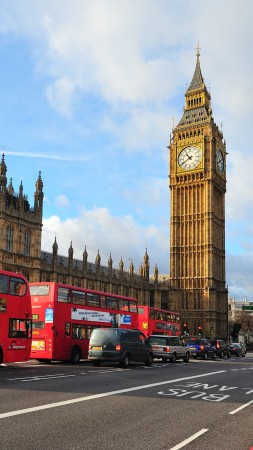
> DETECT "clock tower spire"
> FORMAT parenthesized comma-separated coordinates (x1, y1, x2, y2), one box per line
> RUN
(169, 49, 228, 338)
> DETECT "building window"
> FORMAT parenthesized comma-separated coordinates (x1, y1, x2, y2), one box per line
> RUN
(161, 292, 168, 310)
(6, 226, 14, 252)
(149, 291, 154, 307)
(24, 230, 31, 256)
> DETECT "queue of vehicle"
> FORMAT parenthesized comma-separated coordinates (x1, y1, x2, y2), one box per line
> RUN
(87, 327, 247, 367)
(228, 342, 246, 357)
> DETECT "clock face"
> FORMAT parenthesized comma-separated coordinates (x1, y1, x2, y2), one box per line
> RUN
(216, 149, 224, 174)
(178, 146, 202, 171)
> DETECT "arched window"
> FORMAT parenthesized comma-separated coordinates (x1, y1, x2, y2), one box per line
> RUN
(6, 226, 14, 252)
(24, 229, 31, 256)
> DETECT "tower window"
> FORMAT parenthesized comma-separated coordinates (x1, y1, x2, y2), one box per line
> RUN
(6, 225, 14, 252)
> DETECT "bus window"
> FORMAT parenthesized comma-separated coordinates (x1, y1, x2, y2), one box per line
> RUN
(0, 297, 6, 312)
(79, 327, 86, 339)
(129, 301, 137, 313)
(100, 296, 106, 308)
(72, 324, 86, 339)
(32, 321, 45, 330)
(65, 322, 71, 336)
(87, 293, 100, 307)
(58, 287, 70, 303)
(30, 284, 50, 296)
(9, 319, 32, 338)
(119, 299, 130, 312)
(10, 277, 27, 296)
(0, 274, 8, 294)
(86, 326, 94, 339)
(107, 297, 118, 310)
(72, 290, 86, 305)
(72, 325, 79, 339)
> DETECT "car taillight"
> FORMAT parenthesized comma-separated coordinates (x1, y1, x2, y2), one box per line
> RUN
(217, 343, 220, 349)
(88, 344, 91, 351)
(115, 344, 121, 351)
(163, 347, 170, 352)
(200, 345, 204, 350)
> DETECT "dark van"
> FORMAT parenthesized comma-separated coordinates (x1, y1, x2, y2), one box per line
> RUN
(88, 328, 153, 368)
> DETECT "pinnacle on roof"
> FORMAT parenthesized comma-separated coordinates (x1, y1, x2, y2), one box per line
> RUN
(186, 43, 205, 92)
(0, 153, 7, 176)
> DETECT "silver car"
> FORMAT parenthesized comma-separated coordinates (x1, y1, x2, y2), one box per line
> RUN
(148, 335, 190, 363)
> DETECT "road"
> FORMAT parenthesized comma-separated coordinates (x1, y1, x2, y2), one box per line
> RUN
(0, 354, 253, 450)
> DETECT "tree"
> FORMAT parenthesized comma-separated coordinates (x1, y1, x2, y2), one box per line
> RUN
(230, 311, 253, 342)
(234, 311, 253, 333)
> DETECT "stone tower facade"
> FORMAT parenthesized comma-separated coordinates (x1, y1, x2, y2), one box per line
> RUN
(0, 154, 43, 280)
(169, 49, 228, 337)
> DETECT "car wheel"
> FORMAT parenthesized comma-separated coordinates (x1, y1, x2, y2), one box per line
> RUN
(92, 360, 101, 367)
(70, 346, 81, 364)
(169, 353, 176, 363)
(203, 352, 208, 360)
(183, 352, 190, 363)
(121, 353, 130, 368)
(145, 353, 153, 366)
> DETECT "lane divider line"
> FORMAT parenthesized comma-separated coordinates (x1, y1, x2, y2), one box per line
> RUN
(0, 370, 225, 420)
(229, 400, 253, 415)
(169, 428, 208, 450)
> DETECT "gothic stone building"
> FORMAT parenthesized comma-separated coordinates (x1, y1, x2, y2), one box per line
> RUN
(0, 51, 228, 338)
(0, 154, 178, 313)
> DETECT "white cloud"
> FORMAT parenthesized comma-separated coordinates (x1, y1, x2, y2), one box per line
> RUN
(2, 0, 253, 300)
(46, 77, 76, 118)
(55, 194, 71, 208)
(42, 207, 169, 275)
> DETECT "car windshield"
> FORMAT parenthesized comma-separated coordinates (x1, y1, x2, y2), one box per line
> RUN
(90, 329, 119, 345)
(149, 337, 168, 345)
(186, 338, 201, 344)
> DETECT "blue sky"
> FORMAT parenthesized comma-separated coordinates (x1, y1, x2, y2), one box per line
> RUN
(1, 0, 253, 300)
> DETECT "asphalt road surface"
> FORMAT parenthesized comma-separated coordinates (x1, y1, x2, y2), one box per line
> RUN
(0, 353, 253, 450)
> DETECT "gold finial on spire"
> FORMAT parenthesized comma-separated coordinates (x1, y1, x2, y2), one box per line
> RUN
(172, 116, 175, 130)
(196, 42, 201, 59)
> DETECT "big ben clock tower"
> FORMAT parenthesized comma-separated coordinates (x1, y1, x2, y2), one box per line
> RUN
(169, 47, 228, 338)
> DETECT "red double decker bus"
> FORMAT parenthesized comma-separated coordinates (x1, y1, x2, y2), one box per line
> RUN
(0, 270, 32, 364)
(30, 282, 139, 363)
(135, 305, 181, 337)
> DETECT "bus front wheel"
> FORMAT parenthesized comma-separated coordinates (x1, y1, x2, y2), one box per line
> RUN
(71, 346, 81, 364)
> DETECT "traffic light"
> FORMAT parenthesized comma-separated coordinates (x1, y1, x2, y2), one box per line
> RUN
(183, 323, 187, 334)
(198, 326, 202, 336)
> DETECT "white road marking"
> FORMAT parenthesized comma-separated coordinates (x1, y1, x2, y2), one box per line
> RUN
(0, 370, 225, 420)
(229, 399, 253, 415)
(22, 375, 76, 382)
(8, 373, 67, 381)
(169, 428, 208, 450)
